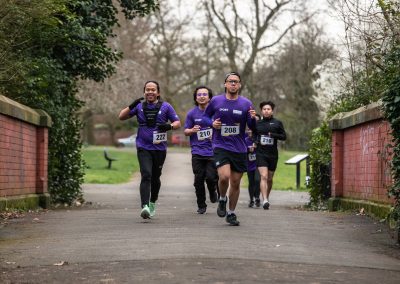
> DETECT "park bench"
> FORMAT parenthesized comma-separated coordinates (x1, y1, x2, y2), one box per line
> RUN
(104, 149, 117, 169)
(285, 154, 310, 189)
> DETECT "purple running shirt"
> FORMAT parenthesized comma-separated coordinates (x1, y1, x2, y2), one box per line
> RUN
(245, 135, 257, 171)
(129, 101, 180, 151)
(203, 94, 255, 153)
(184, 106, 213, 156)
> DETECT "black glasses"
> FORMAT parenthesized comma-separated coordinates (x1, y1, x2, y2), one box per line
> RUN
(226, 80, 240, 85)
(196, 93, 209, 97)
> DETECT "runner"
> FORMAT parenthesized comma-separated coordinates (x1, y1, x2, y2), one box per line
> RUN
(254, 101, 286, 210)
(245, 128, 261, 208)
(118, 80, 181, 219)
(184, 86, 219, 214)
(203, 72, 257, 226)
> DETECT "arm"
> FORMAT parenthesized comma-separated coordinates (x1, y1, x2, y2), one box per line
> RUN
(270, 121, 287, 141)
(119, 107, 131, 121)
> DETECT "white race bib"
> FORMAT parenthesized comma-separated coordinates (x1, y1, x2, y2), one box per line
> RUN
(197, 128, 212, 140)
(221, 125, 240, 136)
(260, 135, 274, 145)
(153, 132, 167, 144)
(248, 153, 256, 161)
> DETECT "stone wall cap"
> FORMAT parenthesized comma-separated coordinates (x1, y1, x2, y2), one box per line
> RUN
(0, 94, 52, 127)
(329, 100, 383, 130)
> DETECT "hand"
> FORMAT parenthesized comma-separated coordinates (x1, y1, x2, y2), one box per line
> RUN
(248, 106, 256, 119)
(213, 118, 221, 129)
(128, 97, 144, 110)
(191, 125, 201, 133)
(157, 123, 173, 132)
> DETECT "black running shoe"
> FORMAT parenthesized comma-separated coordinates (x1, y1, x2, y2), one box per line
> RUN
(248, 200, 255, 208)
(263, 201, 270, 210)
(225, 213, 240, 226)
(255, 198, 261, 207)
(197, 207, 206, 214)
(210, 191, 218, 203)
(217, 198, 227, 217)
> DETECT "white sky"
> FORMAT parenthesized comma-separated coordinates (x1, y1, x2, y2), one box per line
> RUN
(168, 0, 346, 44)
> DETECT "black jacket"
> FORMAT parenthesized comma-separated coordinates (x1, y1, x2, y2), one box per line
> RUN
(254, 116, 286, 157)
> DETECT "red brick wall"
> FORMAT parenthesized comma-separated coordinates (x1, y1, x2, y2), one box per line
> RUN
(331, 119, 393, 204)
(0, 114, 49, 197)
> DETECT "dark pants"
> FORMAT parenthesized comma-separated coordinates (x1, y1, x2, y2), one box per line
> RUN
(248, 169, 260, 201)
(192, 155, 219, 209)
(137, 148, 167, 208)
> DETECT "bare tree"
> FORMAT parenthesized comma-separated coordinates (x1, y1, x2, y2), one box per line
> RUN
(202, 0, 312, 97)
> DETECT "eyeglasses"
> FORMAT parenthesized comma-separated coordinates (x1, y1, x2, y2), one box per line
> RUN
(226, 80, 240, 85)
(196, 93, 209, 97)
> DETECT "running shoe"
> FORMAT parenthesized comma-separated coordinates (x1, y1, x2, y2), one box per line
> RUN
(197, 207, 207, 214)
(140, 205, 151, 219)
(255, 198, 261, 207)
(225, 213, 240, 226)
(248, 200, 255, 208)
(263, 201, 270, 210)
(217, 198, 227, 217)
(149, 202, 156, 217)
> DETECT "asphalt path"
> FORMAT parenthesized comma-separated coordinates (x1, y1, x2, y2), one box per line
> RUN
(1, 148, 400, 283)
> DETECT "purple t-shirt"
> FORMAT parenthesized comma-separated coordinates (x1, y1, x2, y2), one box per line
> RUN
(184, 106, 213, 156)
(129, 101, 180, 151)
(203, 94, 255, 153)
(246, 135, 257, 171)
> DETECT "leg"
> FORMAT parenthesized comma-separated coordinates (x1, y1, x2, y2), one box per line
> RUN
(266, 170, 275, 199)
(227, 170, 243, 211)
(247, 170, 255, 201)
(149, 151, 167, 203)
(137, 149, 153, 208)
(217, 164, 231, 198)
(205, 158, 218, 203)
(258, 166, 269, 201)
(254, 168, 261, 207)
(192, 156, 207, 209)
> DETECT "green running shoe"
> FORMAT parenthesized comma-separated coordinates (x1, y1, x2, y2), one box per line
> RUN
(149, 202, 156, 217)
(140, 205, 151, 219)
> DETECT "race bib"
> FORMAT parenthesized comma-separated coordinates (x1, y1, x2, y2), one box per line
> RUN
(248, 153, 256, 161)
(260, 135, 274, 145)
(153, 132, 167, 144)
(221, 124, 240, 136)
(197, 128, 212, 140)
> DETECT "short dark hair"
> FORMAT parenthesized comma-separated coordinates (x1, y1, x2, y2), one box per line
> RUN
(143, 80, 160, 93)
(224, 71, 241, 82)
(193, 86, 213, 106)
(259, 101, 275, 110)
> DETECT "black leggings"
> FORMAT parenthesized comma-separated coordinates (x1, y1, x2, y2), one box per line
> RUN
(247, 169, 260, 200)
(192, 155, 219, 208)
(137, 148, 167, 207)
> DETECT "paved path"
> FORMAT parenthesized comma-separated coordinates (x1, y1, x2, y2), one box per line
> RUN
(1, 149, 400, 283)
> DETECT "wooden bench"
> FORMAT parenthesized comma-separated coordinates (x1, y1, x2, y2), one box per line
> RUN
(285, 154, 310, 189)
(104, 149, 117, 169)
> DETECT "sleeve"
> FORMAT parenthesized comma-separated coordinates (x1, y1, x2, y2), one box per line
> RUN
(167, 103, 180, 122)
(271, 120, 286, 141)
(184, 111, 194, 129)
(202, 101, 214, 127)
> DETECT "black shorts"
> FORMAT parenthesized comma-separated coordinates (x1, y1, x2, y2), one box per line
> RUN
(213, 148, 247, 173)
(256, 152, 278, 171)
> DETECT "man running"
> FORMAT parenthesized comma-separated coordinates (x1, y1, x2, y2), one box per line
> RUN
(254, 101, 286, 210)
(184, 86, 219, 214)
(119, 81, 181, 219)
(203, 72, 256, 226)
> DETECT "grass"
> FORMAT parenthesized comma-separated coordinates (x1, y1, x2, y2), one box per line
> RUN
(242, 150, 309, 191)
(82, 147, 309, 191)
(82, 146, 139, 184)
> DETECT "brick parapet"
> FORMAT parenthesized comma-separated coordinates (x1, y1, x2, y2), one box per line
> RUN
(0, 95, 51, 208)
(329, 101, 393, 205)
